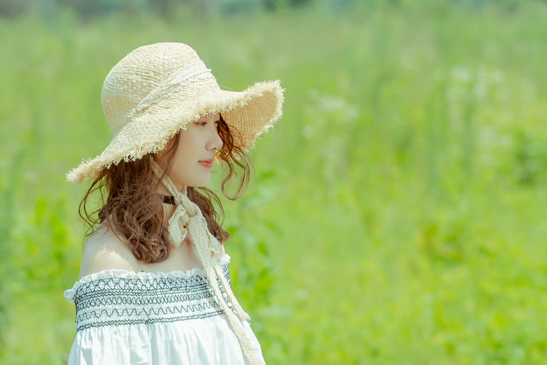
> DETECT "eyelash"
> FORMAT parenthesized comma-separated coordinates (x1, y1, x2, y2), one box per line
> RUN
(195, 121, 220, 127)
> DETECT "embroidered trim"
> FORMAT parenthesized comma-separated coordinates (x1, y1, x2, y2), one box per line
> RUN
(72, 263, 233, 331)
(76, 311, 224, 331)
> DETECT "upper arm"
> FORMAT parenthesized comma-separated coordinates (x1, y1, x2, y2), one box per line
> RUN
(78, 227, 137, 280)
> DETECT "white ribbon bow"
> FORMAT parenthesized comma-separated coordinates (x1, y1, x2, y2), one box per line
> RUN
(167, 203, 189, 247)
(149, 157, 260, 365)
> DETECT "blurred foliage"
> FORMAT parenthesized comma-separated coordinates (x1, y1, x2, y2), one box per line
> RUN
(0, 0, 315, 19)
(2, 0, 547, 364)
(1, 0, 546, 19)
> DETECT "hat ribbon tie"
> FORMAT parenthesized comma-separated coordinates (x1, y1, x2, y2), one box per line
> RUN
(132, 60, 215, 115)
(149, 157, 260, 365)
(166, 204, 189, 248)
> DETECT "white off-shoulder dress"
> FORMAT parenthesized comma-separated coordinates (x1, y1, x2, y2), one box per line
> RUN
(64, 255, 265, 365)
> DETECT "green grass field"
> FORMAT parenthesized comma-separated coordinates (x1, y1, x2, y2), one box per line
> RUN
(1, 2, 547, 364)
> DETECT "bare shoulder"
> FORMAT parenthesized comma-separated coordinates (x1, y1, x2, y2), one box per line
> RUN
(78, 224, 138, 280)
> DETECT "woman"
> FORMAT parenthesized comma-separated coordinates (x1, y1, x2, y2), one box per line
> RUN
(63, 42, 284, 365)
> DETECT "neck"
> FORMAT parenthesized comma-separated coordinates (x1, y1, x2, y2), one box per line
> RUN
(156, 180, 186, 196)
(153, 160, 186, 196)
(157, 179, 185, 229)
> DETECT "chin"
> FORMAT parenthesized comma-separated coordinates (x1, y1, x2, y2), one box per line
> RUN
(190, 178, 211, 188)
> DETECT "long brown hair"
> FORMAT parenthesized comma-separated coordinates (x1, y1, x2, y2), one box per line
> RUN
(79, 115, 252, 263)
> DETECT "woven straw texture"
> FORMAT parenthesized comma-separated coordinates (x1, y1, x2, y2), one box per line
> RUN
(67, 42, 284, 183)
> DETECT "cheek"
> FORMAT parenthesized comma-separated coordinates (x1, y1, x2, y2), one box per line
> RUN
(172, 144, 195, 173)
(176, 132, 201, 163)
(168, 130, 210, 187)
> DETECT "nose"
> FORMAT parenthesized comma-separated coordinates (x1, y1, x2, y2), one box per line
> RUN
(207, 122, 223, 152)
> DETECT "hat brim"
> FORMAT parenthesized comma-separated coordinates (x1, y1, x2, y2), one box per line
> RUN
(66, 80, 284, 183)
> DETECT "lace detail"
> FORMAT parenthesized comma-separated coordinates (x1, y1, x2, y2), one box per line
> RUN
(165, 60, 214, 88)
(134, 60, 215, 114)
(65, 256, 233, 331)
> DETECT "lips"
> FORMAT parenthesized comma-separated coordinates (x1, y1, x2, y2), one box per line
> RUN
(198, 159, 214, 168)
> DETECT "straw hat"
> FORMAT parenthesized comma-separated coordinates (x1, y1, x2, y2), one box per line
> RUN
(66, 42, 284, 183)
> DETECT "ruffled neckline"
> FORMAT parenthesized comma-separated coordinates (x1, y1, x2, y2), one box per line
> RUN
(64, 254, 231, 304)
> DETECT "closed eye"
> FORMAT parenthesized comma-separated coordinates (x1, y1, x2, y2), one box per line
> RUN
(195, 119, 220, 127)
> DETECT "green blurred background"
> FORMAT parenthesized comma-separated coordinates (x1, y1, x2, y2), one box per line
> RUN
(1, 0, 547, 363)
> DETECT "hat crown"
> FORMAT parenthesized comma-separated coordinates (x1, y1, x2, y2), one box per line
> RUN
(101, 42, 216, 135)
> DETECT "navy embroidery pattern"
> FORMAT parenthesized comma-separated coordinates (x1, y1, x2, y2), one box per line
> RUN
(73, 264, 233, 331)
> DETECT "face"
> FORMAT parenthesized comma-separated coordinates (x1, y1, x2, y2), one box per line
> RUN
(156, 113, 223, 190)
